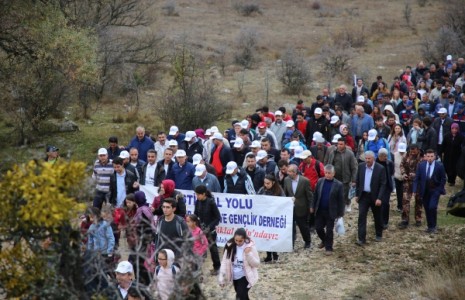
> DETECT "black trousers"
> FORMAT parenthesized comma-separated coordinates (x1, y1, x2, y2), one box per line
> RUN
(233, 276, 250, 300)
(208, 232, 221, 270)
(293, 214, 311, 245)
(93, 190, 109, 210)
(394, 178, 403, 210)
(358, 192, 383, 242)
(315, 210, 335, 251)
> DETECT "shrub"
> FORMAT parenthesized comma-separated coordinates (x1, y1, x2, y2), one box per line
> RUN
(162, 0, 179, 16)
(319, 41, 355, 87)
(234, 27, 260, 68)
(311, 1, 321, 10)
(233, 2, 262, 16)
(421, 26, 464, 63)
(277, 47, 312, 95)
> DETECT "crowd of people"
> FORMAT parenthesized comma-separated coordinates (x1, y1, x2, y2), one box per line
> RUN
(44, 57, 465, 299)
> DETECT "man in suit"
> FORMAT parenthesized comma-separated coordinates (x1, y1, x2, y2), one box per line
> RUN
(354, 151, 387, 245)
(284, 164, 314, 249)
(432, 107, 453, 161)
(311, 164, 345, 255)
(413, 149, 446, 234)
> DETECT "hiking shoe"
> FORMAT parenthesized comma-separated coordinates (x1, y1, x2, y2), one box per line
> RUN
(263, 256, 273, 263)
(345, 204, 352, 212)
(318, 243, 325, 249)
(210, 269, 219, 276)
(325, 250, 333, 256)
(375, 236, 382, 242)
(355, 240, 366, 246)
(304, 242, 311, 249)
(398, 221, 408, 229)
(273, 256, 280, 263)
(415, 221, 422, 227)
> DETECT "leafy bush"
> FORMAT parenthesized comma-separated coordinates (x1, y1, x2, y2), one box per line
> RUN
(234, 27, 260, 68)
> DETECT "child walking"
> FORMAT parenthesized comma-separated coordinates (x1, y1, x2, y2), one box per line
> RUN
(218, 228, 260, 300)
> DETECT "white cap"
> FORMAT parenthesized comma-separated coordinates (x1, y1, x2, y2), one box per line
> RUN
(210, 126, 219, 133)
(119, 150, 130, 159)
(256, 150, 268, 160)
(184, 131, 196, 141)
(233, 121, 242, 127)
(368, 129, 378, 141)
(211, 132, 223, 140)
(357, 96, 365, 103)
(332, 134, 342, 143)
(192, 153, 202, 165)
(447, 54, 452, 60)
(175, 149, 187, 157)
(194, 164, 206, 176)
(312, 132, 324, 143)
(233, 138, 244, 148)
(274, 110, 283, 116)
(294, 146, 304, 158)
(398, 142, 407, 153)
(205, 129, 212, 136)
(115, 261, 133, 274)
(299, 150, 312, 159)
(98, 148, 108, 155)
(225, 161, 238, 174)
(250, 140, 261, 148)
(314, 107, 323, 114)
(240, 120, 249, 129)
(169, 125, 179, 136)
(286, 120, 295, 127)
(330, 115, 340, 124)
(438, 108, 447, 114)
(169, 140, 178, 146)
(289, 140, 300, 149)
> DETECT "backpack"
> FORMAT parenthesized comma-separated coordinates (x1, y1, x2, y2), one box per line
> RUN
(447, 189, 465, 218)
(155, 265, 177, 276)
(314, 159, 323, 178)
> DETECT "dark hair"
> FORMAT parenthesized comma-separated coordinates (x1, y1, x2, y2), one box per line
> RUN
(187, 214, 201, 228)
(158, 131, 166, 136)
(163, 197, 177, 208)
(194, 185, 213, 198)
(425, 149, 436, 155)
(87, 207, 103, 223)
(127, 286, 143, 299)
(337, 137, 346, 143)
(113, 157, 124, 165)
(264, 174, 284, 196)
(297, 99, 303, 105)
(225, 228, 250, 262)
(239, 129, 249, 135)
(377, 75, 382, 80)
(246, 153, 256, 160)
(296, 112, 304, 117)
(108, 136, 118, 143)
(375, 116, 384, 122)
(262, 106, 269, 113)
(124, 193, 137, 213)
(147, 149, 157, 155)
(261, 137, 270, 144)
(423, 116, 432, 127)
(278, 159, 289, 168)
(278, 106, 286, 113)
(280, 148, 290, 155)
(164, 148, 174, 154)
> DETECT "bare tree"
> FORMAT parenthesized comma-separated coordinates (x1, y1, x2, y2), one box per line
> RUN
(277, 47, 312, 95)
(158, 41, 228, 131)
(319, 41, 355, 89)
(234, 27, 260, 68)
(421, 26, 464, 63)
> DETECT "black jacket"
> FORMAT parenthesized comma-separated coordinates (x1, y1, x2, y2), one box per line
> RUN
(305, 116, 330, 144)
(109, 170, 137, 205)
(155, 160, 174, 186)
(181, 139, 204, 162)
(194, 196, 221, 232)
(312, 178, 345, 220)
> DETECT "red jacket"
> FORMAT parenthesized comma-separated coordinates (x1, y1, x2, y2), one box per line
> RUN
(299, 158, 325, 191)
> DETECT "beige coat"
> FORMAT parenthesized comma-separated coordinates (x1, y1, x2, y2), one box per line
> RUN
(218, 240, 260, 288)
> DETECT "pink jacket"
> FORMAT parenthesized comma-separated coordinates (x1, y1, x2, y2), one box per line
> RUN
(218, 240, 260, 288)
(191, 226, 208, 256)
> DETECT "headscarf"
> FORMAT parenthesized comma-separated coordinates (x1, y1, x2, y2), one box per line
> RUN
(134, 191, 148, 207)
(161, 179, 175, 198)
(451, 123, 459, 132)
(339, 124, 348, 135)
(194, 128, 206, 140)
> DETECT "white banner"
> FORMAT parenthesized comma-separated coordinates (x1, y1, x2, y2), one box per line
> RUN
(179, 189, 294, 252)
(139, 185, 159, 205)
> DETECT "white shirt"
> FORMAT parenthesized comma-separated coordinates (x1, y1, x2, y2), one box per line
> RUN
(291, 176, 299, 194)
(118, 285, 129, 299)
(233, 244, 246, 280)
(145, 163, 157, 185)
(439, 119, 444, 144)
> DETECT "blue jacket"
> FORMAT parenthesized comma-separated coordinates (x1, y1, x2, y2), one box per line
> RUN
(350, 114, 374, 138)
(127, 136, 154, 162)
(87, 220, 115, 254)
(413, 160, 446, 197)
(167, 162, 195, 190)
(365, 138, 391, 159)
